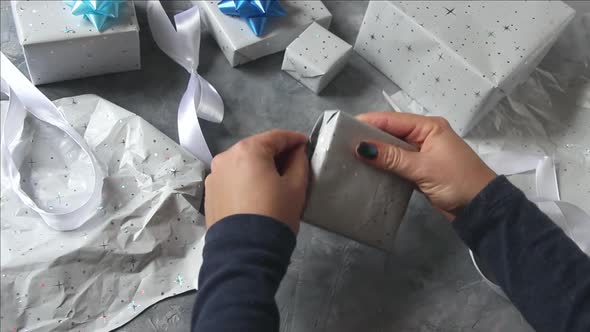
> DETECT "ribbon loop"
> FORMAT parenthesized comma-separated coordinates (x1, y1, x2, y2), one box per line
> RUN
(146, 1, 224, 165)
(1, 53, 104, 231)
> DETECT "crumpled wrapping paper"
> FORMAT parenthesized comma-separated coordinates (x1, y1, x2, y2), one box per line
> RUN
(0, 94, 206, 332)
(303, 111, 415, 252)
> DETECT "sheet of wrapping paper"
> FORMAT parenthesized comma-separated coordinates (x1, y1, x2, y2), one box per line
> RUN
(195, 0, 332, 67)
(277, 4, 590, 331)
(354, 0, 575, 136)
(281, 22, 352, 94)
(10, 0, 140, 85)
(303, 111, 415, 252)
(0, 94, 206, 332)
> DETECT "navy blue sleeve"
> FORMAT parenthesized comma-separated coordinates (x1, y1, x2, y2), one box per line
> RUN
(453, 176, 590, 332)
(191, 214, 296, 332)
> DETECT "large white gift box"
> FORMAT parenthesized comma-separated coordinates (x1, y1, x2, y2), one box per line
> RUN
(11, 0, 141, 85)
(282, 22, 352, 94)
(354, 1, 575, 135)
(196, 0, 332, 67)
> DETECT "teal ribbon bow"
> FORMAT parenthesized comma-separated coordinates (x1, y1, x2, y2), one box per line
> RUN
(218, 0, 286, 36)
(65, 0, 123, 31)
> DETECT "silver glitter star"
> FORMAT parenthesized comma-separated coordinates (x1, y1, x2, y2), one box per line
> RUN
(55, 193, 64, 205)
(128, 301, 140, 312)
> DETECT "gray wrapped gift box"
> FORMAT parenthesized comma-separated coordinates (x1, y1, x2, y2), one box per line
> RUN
(11, 0, 141, 85)
(281, 22, 352, 94)
(303, 111, 415, 251)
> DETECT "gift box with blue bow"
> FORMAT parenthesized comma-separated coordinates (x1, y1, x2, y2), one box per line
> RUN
(196, 0, 332, 67)
(10, 0, 140, 85)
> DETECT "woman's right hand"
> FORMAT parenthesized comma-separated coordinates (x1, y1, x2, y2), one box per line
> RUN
(355, 112, 497, 220)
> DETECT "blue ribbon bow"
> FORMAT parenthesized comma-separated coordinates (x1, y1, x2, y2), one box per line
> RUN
(65, 0, 123, 32)
(218, 0, 286, 36)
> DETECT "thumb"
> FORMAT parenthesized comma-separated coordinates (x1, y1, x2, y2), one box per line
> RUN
(282, 145, 309, 187)
(355, 140, 419, 181)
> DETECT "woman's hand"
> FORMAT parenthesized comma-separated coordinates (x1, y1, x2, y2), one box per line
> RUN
(204, 130, 309, 233)
(355, 112, 496, 219)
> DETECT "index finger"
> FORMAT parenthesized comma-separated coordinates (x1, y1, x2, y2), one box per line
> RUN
(246, 129, 308, 157)
(356, 112, 445, 144)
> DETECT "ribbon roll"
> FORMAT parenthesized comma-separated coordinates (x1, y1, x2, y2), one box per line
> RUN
(0, 53, 104, 231)
(218, 0, 286, 36)
(65, 0, 123, 31)
(146, 1, 224, 165)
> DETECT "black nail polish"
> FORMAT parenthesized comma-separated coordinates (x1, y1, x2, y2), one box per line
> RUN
(356, 142, 378, 160)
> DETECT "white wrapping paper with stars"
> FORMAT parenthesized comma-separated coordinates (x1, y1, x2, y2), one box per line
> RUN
(354, 0, 575, 136)
(0, 95, 206, 332)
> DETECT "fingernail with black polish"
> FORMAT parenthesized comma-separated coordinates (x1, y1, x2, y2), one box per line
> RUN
(356, 141, 378, 160)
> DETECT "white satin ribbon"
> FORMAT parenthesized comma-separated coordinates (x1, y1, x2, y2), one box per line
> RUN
(473, 152, 588, 299)
(481, 153, 560, 201)
(146, 1, 224, 165)
(0, 53, 104, 231)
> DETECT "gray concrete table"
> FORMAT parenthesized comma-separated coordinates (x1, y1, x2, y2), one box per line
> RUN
(1, 1, 541, 331)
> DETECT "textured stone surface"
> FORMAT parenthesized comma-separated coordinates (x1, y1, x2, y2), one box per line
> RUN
(2, 1, 588, 331)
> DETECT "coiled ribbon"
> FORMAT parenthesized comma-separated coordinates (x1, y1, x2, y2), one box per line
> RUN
(65, 0, 123, 31)
(218, 0, 286, 36)
(0, 53, 105, 231)
(146, 1, 224, 165)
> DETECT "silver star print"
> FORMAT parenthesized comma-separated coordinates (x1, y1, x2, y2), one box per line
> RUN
(444, 7, 456, 16)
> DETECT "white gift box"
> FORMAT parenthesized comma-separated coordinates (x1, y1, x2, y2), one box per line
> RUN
(196, 0, 332, 67)
(303, 111, 415, 251)
(281, 22, 352, 94)
(11, 0, 141, 85)
(354, 1, 575, 135)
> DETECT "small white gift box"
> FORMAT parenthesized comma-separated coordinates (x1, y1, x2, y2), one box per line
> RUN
(281, 22, 352, 94)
